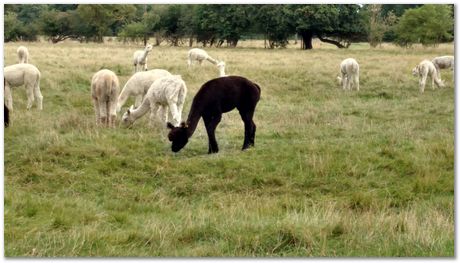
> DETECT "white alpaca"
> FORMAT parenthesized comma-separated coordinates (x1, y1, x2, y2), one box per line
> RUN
(122, 75, 187, 128)
(91, 69, 120, 127)
(133, 44, 153, 72)
(17, 46, 29, 64)
(412, 60, 445, 93)
(217, 61, 227, 77)
(187, 48, 219, 66)
(4, 63, 43, 111)
(116, 69, 172, 113)
(337, 58, 359, 91)
(431, 55, 454, 79)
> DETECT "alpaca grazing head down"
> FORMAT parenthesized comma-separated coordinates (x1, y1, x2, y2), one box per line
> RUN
(121, 105, 136, 128)
(412, 65, 420, 76)
(167, 122, 189, 152)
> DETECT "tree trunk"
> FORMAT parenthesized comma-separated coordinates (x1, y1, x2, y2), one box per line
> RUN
(317, 35, 347, 48)
(299, 30, 313, 50)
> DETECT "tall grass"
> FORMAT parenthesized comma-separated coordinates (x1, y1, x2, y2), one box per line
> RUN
(4, 40, 454, 256)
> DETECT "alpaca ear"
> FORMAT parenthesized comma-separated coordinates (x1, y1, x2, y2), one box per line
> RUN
(180, 122, 188, 128)
(167, 122, 175, 129)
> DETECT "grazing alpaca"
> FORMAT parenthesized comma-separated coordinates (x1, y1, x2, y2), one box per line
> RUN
(17, 46, 29, 64)
(412, 60, 445, 93)
(4, 63, 43, 111)
(133, 44, 153, 72)
(167, 76, 261, 154)
(187, 48, 219, 66)
(116, 69, 172, 113)
(121, 75, 187, 128)
(217, 61, 227, 77)
(337, 58, 359, 91)
(91, 69, 120, 127)
(431, 55, 454, 79)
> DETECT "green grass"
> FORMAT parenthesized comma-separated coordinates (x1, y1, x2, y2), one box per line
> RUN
(4, 40, 454, 256)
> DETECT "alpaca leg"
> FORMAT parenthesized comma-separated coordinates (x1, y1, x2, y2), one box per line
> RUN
(239, 109, 256, 150)
(354, 74, 359, 91)
(25, 84, 35, 110)
(149, 104, 159, 127)
(108, 100, 117, 128)
(341, 73, 347, 90)
(187, 58, 192, 67)
(33, 82, 43, 110)
(144, 59, 148, 71)
(168, 102, 180, 126)
(203, 114, 221, 154)
(93, 98, 100, 126)
(4, 84, 13, 111)
(98, 100, 108, 126)
(419, 74, 427, 93)
(431, 74, 436, 90)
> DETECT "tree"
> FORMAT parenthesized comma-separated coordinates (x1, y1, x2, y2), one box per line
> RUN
(395, 4, 454, 47)
(76, 4, 136, 42)
(254, 5, 295, 48)
(39, 9, 77, 43)
(4, 11, 23, 42)
(294, 4, 366, 49)
(364, 4, 396, 47)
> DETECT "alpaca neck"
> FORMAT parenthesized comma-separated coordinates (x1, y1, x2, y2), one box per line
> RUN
(117, 87, 130, 110)
(219, 67, 226, 77)
(185, 105, 202, 138)
(130, 99, 150, 121)
(141, 49, 150, 61)
(206, 57, 218, 65)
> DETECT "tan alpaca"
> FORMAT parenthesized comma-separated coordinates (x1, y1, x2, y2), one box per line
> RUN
(91, 69, 120, 127)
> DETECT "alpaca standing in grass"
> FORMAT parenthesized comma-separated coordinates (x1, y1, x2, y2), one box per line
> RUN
(116, 69, 172, 113)
(217, 61, 227, 77)
(133, 44, 153, 72)
(187, 48, 219, 66)
(4, 63, 43, 111)
(122, 75, 187, 128)
(167, 76, 261, 154)
(412, 60, 445, 93)
(91, 69, 120, 127)
(17, 46, 29, 64)
(337, 58, 359, 91)
(431, 55, 454, 79)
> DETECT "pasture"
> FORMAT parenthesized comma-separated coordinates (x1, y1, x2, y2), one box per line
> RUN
(3, 40, 454, 256)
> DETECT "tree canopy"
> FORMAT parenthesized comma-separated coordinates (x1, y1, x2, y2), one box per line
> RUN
(4, 4, 454, 49)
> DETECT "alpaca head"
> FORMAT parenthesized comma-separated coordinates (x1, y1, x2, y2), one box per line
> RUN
(121, 105, 136, 128)
(167, 122, 189, 152)
(145, 44, 153, 52)
(337, 76, 343, 85)
(412, 66, 419, 76)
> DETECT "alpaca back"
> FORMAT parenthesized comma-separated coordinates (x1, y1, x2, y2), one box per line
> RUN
(148, 75, 187, 105)
(4, 63, 40, 87)
(91, 69, 119, 102)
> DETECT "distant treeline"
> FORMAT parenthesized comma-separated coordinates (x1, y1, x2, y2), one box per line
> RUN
(4, 4, 454, 49)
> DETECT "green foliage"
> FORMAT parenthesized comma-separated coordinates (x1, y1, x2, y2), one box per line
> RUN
(294, 4, 367, 49)
(4, 11, 23, 42)
(395, 4, 454, 47)
(363, 5, 397, 48)
(76, 4, 137, 42)
(118, 22, 148, 43)
(254, 5, 295, 48)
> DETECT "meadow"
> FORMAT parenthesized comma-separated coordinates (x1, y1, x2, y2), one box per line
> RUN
(3, 39, 454, 256)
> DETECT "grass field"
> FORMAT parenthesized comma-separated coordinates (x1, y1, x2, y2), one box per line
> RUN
(3, 39, 455, 257)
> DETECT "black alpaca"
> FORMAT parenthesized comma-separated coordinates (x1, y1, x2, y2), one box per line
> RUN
(167, 76, 261, 154)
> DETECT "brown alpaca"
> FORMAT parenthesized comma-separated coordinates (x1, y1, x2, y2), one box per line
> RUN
(167, 76, 261, 154)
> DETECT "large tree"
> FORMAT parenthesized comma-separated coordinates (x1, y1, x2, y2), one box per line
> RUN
(294, 4, 366, 49)
(76, 4, 136, 42)
(395, 4, 453, 47)
(254, 5, 295, 49)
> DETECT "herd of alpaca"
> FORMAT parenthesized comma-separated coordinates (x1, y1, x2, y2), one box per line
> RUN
(3, 44, 454, 154)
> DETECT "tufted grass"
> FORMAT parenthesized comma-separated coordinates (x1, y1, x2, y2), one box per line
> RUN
(3, 39, 454, 257)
